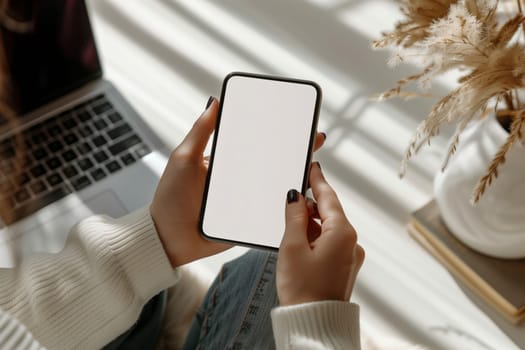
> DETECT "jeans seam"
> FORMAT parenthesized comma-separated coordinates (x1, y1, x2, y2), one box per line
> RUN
(227, 253, 272, 348)
(196, 265, 227, 346)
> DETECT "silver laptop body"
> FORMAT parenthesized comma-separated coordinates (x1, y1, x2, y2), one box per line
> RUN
(0, 0, 169, 267)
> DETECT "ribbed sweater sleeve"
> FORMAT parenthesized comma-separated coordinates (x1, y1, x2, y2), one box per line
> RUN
(0, 311, 43, 349)
(0, 207, 180, 350)
(271, 301, 361, 350)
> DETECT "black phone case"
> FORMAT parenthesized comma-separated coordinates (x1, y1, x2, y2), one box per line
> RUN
(199, 71, 322, 251)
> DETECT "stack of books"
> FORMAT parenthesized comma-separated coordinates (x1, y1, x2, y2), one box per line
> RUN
(408, 201, 525, 324)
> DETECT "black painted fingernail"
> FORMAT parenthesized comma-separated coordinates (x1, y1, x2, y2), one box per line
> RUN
(320, 132, 327, 140)
(206, 96, 214, 109)
(287, 189, 299, 203)
(315, 161, 321, 170)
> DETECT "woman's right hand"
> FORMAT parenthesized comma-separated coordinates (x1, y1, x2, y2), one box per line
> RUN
(276, 162, 365, 306)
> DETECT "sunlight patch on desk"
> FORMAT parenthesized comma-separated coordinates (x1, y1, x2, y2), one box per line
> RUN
(329, 134, 428, 211)
(355, 237, 507, 350)
(103, 0, 251, 78)
(170, 0, 353, 110)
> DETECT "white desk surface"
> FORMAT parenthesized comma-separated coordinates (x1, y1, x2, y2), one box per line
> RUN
(87, 0, 524, 349)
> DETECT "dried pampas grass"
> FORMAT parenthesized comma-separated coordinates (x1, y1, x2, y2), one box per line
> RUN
(374, 0, 525, 202)
(373, 0, 461, 49)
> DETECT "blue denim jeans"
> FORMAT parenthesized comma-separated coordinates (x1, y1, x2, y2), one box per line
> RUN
(183, 250, 279, 350)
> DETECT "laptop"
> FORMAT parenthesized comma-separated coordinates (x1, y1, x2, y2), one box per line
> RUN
(0, 1, 170, 267)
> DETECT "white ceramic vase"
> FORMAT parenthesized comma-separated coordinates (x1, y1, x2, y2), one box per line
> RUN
(434, 114, 525, 259)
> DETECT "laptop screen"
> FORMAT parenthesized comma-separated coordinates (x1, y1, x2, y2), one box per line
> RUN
(1, 0, 102, 116)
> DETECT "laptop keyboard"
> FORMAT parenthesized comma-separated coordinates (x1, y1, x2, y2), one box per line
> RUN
(0, 94, 152, 224)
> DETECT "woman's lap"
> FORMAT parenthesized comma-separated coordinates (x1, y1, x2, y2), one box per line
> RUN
(104, 250, 278, 349)
(182, 250, 279, 350)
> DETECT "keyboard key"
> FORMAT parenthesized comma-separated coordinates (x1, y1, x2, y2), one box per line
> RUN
(48, 140, 63, 152)
(61, 149, 77, 162)
(14, 189, 30, 204)
(32, 148, 48, 160)
(77, 142, 92, 155)
(62, 116, 77, 129)
(77, 110, 92, 122)
(31, 132, 46, 144)
(78, 158, 94, 171)
(64, 133, 79, 145)
(91, 94, 105, 103)
(14, 172, 30, 186)
(78, 125, 94, 137)
(107, 123, 132, 140)
(46, 157, 62, 170)
(120, 153, 135, 165)
(29, 180, 47, 195)
(47, 124, 62, 137)
(93, 150, 109, 163)
(22, 154, 34, 167)
(9, 186, 71, 224)
(108, 112, 123, 123)
(71, 175, 91, 191)
(62, 165, 78, 179)
(92, 135, 107, 147)
(30, 164, 46, 178)
(135, 144, 151, 158)
(93, 118, 108, 131)
(105, 160, 121, 173)
(90, 168, 106, 181)
(108, 134, 141, 156)
(92, 101, 113, 115)
(46, 173, 63, 187)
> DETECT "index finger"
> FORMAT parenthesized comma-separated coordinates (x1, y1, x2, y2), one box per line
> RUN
(309, 162, 346, 224)
(177, 97, 218, 158)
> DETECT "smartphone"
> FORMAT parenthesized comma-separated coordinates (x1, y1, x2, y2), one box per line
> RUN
(199, 72, 322, 250)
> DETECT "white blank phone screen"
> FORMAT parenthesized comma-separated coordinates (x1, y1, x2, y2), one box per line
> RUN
(202, 75, 319, 249)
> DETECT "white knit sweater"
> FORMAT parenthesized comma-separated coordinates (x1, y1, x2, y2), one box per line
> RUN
(0, 207, 360, 349)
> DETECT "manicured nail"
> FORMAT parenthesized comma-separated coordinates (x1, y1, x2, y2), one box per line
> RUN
(287, 189, 299, 203)
(320, 132, 327, 140)
(206, 96, 214, 109)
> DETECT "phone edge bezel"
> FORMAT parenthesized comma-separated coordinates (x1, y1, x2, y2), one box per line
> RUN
(198, 71, 322, 251)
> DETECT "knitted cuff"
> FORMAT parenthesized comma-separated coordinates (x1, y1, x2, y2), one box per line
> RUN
(271, 301, 360, 349)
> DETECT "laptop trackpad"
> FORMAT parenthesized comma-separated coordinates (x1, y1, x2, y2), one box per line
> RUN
(0, 190, 128, 267)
